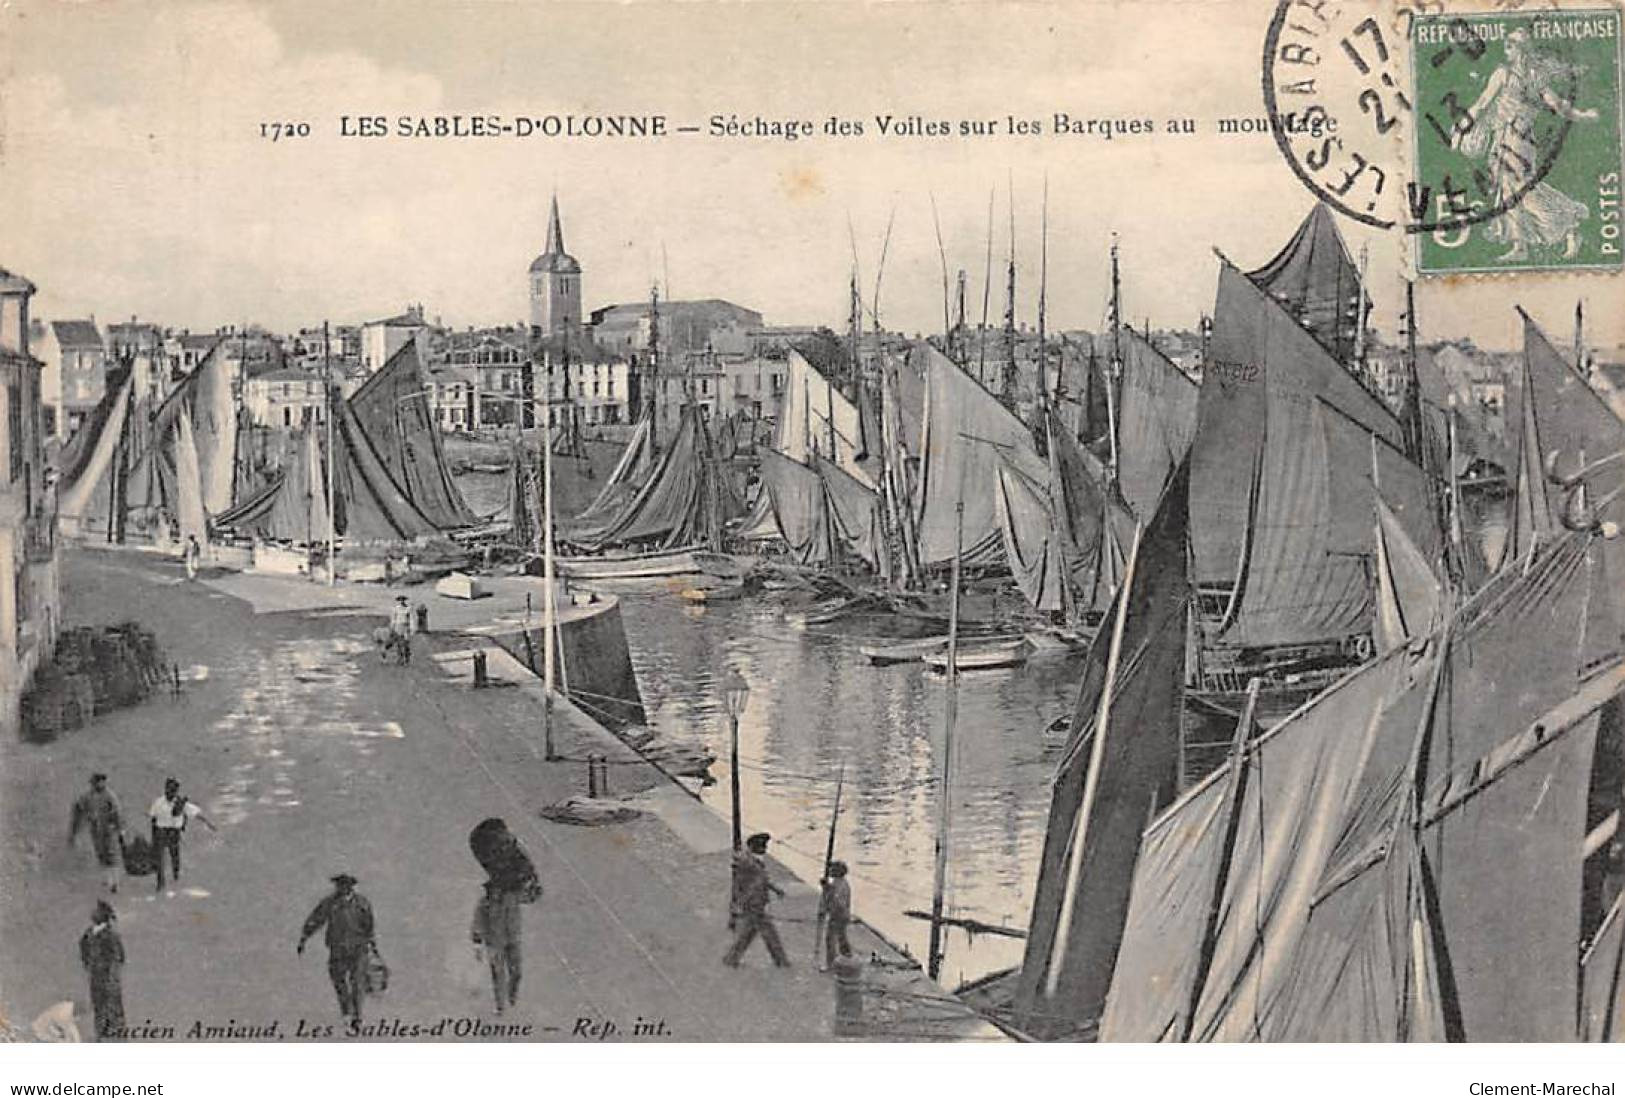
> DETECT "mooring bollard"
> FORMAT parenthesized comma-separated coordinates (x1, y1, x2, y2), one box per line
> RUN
(414, 602, 429, 635)
(832, 953, 864, 1035)
(472, 651, 488, 689)
(587, 754, 600, 798)
(596, 755, 610, 796)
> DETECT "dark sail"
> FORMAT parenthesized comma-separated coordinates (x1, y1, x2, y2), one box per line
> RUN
(1013, 460, 1191, 1036)
(1246, 203, 1363, 367)
(347, 339, 476, 529)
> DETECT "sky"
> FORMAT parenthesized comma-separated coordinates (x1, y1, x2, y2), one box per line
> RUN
(0, 0, 1615, 350)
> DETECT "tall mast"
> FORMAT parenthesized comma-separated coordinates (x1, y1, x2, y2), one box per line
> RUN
(542, 377, 559, 760)
(978, 189, 993, 387)
(1003, 182, 1018, 405)
(323, 320, 336, 587)
(1037, 176, 1050, 422)
(927, 495, 964, 983)
(931, 192, 952, 356)
(1576, 300, 1586, 375)
(647, 283, 661, 449)
(1106, 237, 1123, 479)
(1353, 243, 1370, 373)
(953, 270, 967, 365)
(848, 267, 862, 393)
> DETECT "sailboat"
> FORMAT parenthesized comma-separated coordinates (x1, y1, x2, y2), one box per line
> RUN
(1185, 207, 1446, 724)
(555, 401, 743, 580)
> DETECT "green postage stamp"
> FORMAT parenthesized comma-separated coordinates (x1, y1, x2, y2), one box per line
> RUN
(1411, 7, 1624, 275)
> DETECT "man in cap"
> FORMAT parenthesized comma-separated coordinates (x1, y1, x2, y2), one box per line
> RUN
(70, 773, 125, 892)
(298, 872, 376, 1024)
(78, 900, 124, 1041)
(388, 596, 413, 664)
(147, 777, 217, 893)
(723, 832, 790, 969)
(818, 860, 853, 972)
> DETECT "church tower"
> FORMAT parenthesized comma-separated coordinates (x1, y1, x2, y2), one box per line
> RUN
(529, 195, 581, 339)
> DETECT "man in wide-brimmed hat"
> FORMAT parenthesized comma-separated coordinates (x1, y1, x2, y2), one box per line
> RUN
(298, 872, 375, 1024)
(724, 832, 790, 969)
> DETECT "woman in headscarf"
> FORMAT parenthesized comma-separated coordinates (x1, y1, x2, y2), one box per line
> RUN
(78, 901, 125, 1041)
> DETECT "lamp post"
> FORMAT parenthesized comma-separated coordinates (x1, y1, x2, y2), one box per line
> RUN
(722, 670, 750, 853)
(722, 669, 750, 930)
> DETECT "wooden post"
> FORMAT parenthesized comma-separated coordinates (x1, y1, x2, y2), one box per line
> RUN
(813, 764, 847, 966)
(928, 496, 965, 983)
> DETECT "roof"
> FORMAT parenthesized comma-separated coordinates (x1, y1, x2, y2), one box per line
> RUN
(247, 367, 317, 384)
(590, 298, 762, 326)
(49, 320, 103, 348)
(365, 310, 427, 329)
(0, 267, 36, 295)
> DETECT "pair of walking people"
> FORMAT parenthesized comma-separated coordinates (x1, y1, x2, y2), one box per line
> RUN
(722, 833, 855, 972)
(69, 773, 216, 894)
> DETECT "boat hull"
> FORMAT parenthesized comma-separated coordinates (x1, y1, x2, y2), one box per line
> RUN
(556, 547, 739, 581)
(924, 640, 1030, 672)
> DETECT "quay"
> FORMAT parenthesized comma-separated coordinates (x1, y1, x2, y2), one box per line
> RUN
(0, 547, 1000, 1042)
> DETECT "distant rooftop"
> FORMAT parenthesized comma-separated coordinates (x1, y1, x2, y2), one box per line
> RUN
(50, 320, 103, 348)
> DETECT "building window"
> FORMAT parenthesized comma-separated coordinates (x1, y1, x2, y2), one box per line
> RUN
(6, 383, 21, 482)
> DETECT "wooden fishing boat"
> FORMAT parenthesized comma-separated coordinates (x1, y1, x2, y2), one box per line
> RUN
(862, 631, 1024, 666)
(860, 634, 949, 665)
(785, 594, 873, 628)
(923, 638, 1029, 673)
(555, 546, 740, 581)
(1023, 628, 1089, 655)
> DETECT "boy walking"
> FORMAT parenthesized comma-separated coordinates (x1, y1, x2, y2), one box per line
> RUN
(148, 777, 218, 892)
(819, 861, 853, 972)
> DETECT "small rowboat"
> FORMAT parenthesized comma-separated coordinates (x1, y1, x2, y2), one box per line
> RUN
(786, 595, 868, 628)
(859, 635, 949, 666)
(1023, 628, 1089, 656)
(923, 639, 1030, 673)
(680, 581, 746, 604)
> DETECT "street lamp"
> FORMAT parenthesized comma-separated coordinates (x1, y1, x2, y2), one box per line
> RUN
(722, 670, 750, 854)
(722, 669, 749, 930)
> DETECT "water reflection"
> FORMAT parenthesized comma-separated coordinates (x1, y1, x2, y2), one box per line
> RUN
(617, 595, 1081, 986)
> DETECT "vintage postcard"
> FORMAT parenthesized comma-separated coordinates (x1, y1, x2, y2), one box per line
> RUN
(2, 0, 1624, 1072)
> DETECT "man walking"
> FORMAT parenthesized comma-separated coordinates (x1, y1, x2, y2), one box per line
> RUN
(723, 832, 790, 969)
(388, 595, 413, 664)
(69, 773, 124, 892)
(184, 535, 201, 581)
(297, 873, 375, 1025)
(78, 900, 124, 1041)
(148, 777, 217, 892)
(471, 879, 523, 1014)
(819, 861, 853, 972)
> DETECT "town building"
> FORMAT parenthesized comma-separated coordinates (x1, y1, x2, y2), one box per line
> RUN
(243, 367, 327, 428)
(591, 298, 763, 358)
(529, 197, 582, 340)
(106, 317, 168, 404)
(361, 306, 429, 373)
(37, 319, 106, 441)
(0, 266, 60, 739)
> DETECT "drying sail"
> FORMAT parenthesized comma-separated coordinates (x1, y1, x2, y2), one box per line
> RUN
(214, 427, 330, 544)
(172, 405, 208, 545)
(994, 457, 1068, 614)
(777, 350, 875, 489)
(750, 448, 833, 566)
(814, 454, 885, 573)
(576, 414, 654, 525)
(1114, 326, 1198, 522)
(1372, 495, 1442, 651)
(914, 343, 1049, 568)
(347, 339, 476, 529)
(330, 400, 440, 542)
(1013, 461, 1190, 1037)
(562, 404, 739, 551)
(1099, 529, 1621, 1040)
(57, 367, 134, 537)
(1246, 203, 1363, 368)
(1191, 257, 1408, 646)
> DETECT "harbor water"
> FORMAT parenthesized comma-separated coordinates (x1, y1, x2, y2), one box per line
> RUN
(615, 592, 1081, 987)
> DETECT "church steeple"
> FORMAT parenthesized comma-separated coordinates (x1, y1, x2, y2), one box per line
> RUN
(546, 195, 566, 257)
(530, 193, 581, 339)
